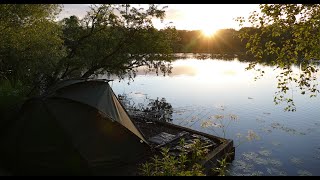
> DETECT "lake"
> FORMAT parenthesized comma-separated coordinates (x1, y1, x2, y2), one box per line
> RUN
(102, 54, 320, 176)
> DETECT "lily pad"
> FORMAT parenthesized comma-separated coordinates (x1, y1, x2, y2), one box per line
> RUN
(268, 158, 282, 167)
(290, 157, 303, 166)
(297, 170, 312, 176)
(258, 149, 272, 157)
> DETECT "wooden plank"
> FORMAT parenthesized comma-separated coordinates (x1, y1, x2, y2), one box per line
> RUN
(154, 120, 235, 172)
(154, 131, 189, 149)
(155, 121, 228, 144)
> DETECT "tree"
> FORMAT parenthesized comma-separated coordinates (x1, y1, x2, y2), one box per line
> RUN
(0, 4, 65, 130)
(0, 4, 65, 93)
(236, 4, 320, 111)
(0, 4, 177, 95)
(0, 4, 177, 126)
(50, 4, 176, 88)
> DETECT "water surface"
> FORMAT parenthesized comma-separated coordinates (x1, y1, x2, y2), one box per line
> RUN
(103, 56, 320, 176)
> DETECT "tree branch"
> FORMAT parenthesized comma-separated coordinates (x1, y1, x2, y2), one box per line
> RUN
(81, 29, 138, 78)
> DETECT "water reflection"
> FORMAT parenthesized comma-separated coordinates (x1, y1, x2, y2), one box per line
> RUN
(109, 56, 320, 176)
(136, 58, 253, 78)
(118, 93, 173, 122)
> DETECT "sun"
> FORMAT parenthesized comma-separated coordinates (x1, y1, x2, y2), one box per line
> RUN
(202, 27, 217, 37)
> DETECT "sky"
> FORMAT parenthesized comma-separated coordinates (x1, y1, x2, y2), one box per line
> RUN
(60, 4, 260, 32)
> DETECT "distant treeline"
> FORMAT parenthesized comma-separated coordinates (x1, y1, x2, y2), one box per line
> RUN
(170, 28, 248, 54)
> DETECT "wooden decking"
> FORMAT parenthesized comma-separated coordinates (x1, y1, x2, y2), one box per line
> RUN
(131, 116, 235, 175)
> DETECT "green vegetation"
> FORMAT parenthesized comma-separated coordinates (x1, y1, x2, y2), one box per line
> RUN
(0, 4, 64, 94)
(0, 4, 176, 125)
(236, 4, 320, 111)
(0, 79, 27, 135)
(1, 3, 319, 176)
(0, 4, 175, 96)
(139, 138, 208, 176)
(1, 4, 319, 115)
(212, 153, 232, 176)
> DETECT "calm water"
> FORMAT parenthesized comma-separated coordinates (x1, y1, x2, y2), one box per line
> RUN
(103, 55, 320, 176)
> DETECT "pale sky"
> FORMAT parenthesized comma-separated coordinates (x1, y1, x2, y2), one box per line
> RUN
(60, 4, 260, 31)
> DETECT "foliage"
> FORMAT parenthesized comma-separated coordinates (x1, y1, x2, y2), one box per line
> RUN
(139, 138, 208, 176)
(53, 4, 176, 86)
(0, 80, 28, 108)
(0, 79, 28, 134)
(0, 4, 177, 96)
(0, 4, 64, 130)
(0, 4, 65, 94)
(212, 153, 231, 176)
(236, 4, 320, 111)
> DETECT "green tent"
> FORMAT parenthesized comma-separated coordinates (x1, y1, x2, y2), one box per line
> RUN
(0, 79, 150, 175)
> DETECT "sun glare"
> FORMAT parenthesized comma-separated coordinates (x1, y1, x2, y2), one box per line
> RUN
(202, 28, 216, 37)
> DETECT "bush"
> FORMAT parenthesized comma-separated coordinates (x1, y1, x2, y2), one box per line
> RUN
(139, 138, 208, 176)
(0, 80, 27, 134)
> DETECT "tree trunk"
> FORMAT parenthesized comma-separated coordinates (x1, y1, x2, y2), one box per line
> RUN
(81, 67, 97, 78)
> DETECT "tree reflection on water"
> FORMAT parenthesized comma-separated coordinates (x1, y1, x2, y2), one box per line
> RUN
(118, 93, 173, 122)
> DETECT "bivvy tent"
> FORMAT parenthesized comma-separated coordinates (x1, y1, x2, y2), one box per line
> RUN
(0, 79, 150, 175)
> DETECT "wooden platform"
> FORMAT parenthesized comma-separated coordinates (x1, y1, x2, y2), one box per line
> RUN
(131, 116, 235, 175)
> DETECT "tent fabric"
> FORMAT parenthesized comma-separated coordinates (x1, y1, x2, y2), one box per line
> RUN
(0, 79, 151, 175)
(46, 98, 148, 167)
(47, 79, 147, 143)
(0, 99, 91, 175)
